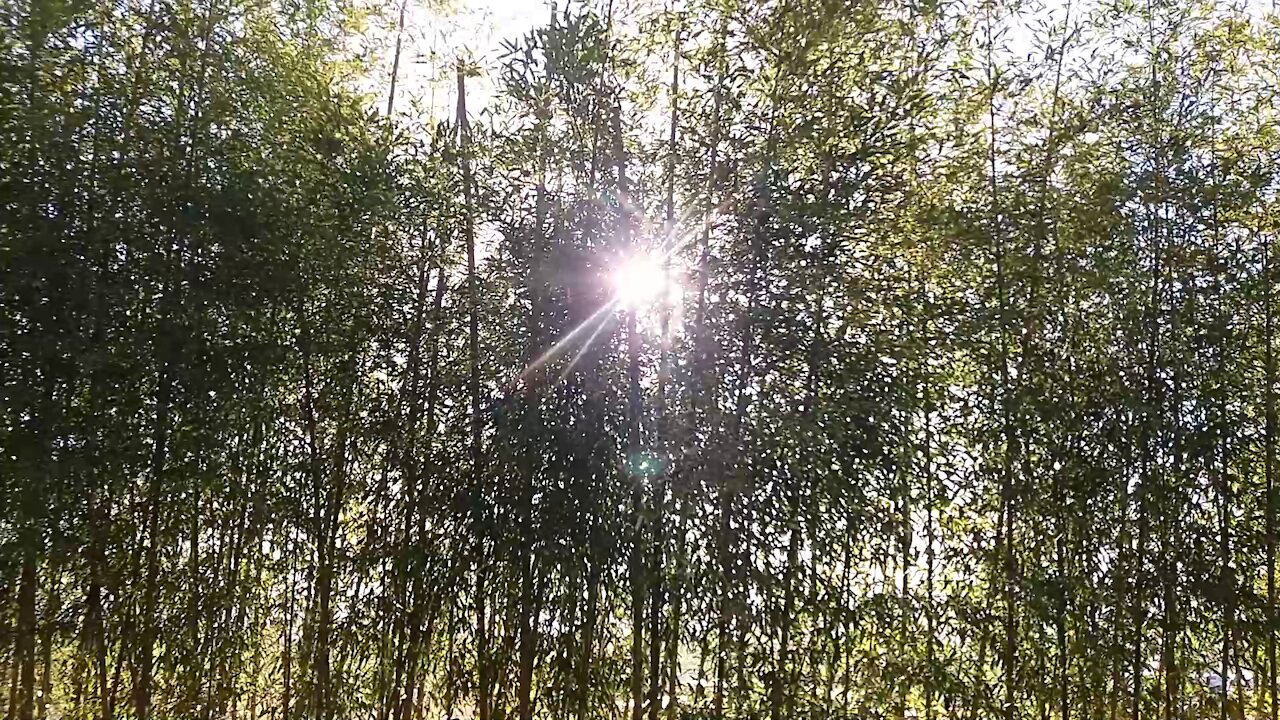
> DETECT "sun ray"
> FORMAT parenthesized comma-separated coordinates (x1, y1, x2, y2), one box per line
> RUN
(557, 308, 617, 381)
(511, 187, 734, 388)
(511, 295, 620, 387)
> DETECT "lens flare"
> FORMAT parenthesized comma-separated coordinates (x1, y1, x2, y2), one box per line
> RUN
(613, 252, 668, 309)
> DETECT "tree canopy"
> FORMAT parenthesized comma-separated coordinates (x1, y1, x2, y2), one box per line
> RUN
(2, 0, 1280, 718)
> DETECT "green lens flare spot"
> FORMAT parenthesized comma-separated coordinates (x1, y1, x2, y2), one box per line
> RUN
(627, 452, 661, 478)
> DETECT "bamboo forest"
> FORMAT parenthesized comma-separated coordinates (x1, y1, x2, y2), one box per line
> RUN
(5, 0, 1280, 716)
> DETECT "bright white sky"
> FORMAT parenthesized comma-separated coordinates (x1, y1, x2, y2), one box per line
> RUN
(357, 0, 547, 122)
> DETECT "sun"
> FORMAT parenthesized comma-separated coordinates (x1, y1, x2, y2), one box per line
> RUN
(612, 251, 671, 310)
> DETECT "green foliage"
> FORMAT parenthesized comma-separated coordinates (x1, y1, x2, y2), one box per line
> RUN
(2, 0, 1280, 719)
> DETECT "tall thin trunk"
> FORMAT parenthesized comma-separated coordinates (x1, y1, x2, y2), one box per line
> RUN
(613, 91, 646, 720)
(282, 533, 296, 720)
(724, 116, 773, 717)
(577, 70, 608, 720)
(87, 494, 111, 720)
(1039, 9, 1072, 720)
(839, 531, 853, 716)
(517, 86, 550, 720)
(136, 359, 171, 720)
(14, 11, 45, 718)
(579, 544, 600, 720)
(1266, 222, 1277, 720)
(298, 297, 328, 720)
(898, 446, 912, 720)
(772, 425, 807, 720)
(36, 566, 56, 720)
(4, 581, 13, 720)
(401, 221, 451, 720)
(1163, 323, 1183, 720)
(185, 490, 202, 716)
(1210, 93, 1234, 720)
(1132, 2, 1163, 717)
(984, 3, 1016, 717)
(651, 26, 679, 720)
(700, 17, 728, 720)
(924, 381, 936, 720)
(15, 543, 36, 720)
(1220, 421, 1232, 720)
(457, 64, 489, 720)
(138, 4, 221, 708)
(385, 0, 407, 117)
(311, 473, 340, 720)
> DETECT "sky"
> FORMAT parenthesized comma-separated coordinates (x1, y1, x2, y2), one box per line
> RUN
(358, 0, 548, 122)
